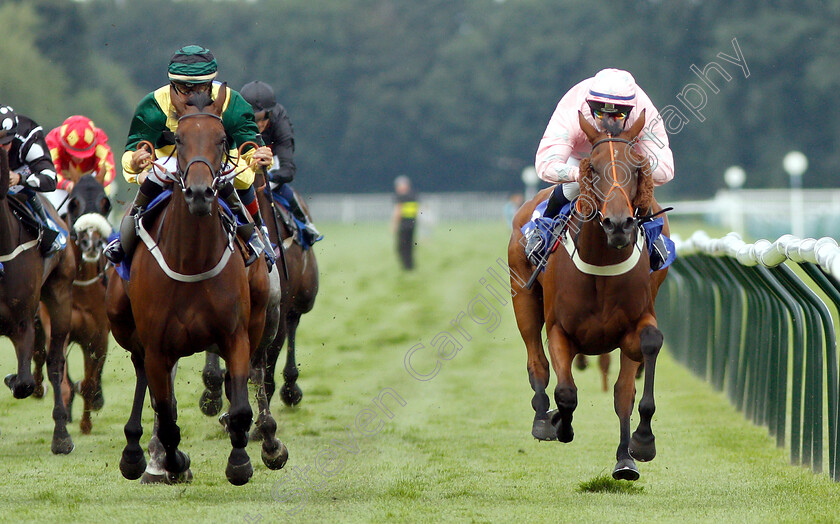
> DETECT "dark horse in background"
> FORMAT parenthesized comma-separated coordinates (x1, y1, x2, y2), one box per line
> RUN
(0, 147, 76, 454)
(33, 175, 114, 434)
(509, 111, 669, 481)
(106, 87, 285, 485)
(200, 168, 319, 439)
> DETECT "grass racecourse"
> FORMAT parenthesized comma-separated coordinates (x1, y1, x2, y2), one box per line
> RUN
(1, 220, 840, 523)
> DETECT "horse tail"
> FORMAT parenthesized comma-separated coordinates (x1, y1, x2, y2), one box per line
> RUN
(0, 147, 8, 199)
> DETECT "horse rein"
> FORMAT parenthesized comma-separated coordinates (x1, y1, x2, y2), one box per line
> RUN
(588, 136, 636, 219)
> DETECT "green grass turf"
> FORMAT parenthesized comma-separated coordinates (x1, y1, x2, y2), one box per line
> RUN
(0, 219, 838, 523)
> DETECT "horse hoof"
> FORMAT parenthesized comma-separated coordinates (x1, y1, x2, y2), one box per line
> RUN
(199, 390, 223, 416)
(226, 449, 253, 486)
(629, 433, 656, 462)
(51, 436, 74, 455)
(166, 468, 194, 484)
(612, 458, 640, 481)
(280, 383, 303, 406)
(120, 453, 147, 480)
(7, 375, 35, 399)
(531, 417, 557, 441)
(261, 440, 289, 470)
(140, 471, 168, 484)
(92, 388, 105, 411)
(550, 410, 574, 443)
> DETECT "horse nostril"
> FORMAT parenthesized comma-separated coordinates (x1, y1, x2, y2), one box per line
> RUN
(204, 187, 214, 201)
(602, 217, 614, 233)
(184, 187, 194, 201)
(623, 216, 636, 232)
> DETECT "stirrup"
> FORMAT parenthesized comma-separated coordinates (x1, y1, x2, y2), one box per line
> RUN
(524, 232, 544, 266)
(39, 228, 60, 257)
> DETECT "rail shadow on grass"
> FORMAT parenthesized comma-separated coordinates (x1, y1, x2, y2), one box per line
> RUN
(577, 474, 644, 494)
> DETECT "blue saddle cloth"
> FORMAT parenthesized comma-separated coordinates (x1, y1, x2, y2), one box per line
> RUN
(269, 190, 321, 251)
(113, 190, 244, 281)
(520, 198, 676, 273)
(21, 200, 69, 252)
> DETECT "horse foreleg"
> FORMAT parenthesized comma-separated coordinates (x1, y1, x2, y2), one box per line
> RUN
(613, 352, 641, 481)
(512, 288, 551, 440)
(120, 352, 148, 480)
(629, 323, 663, 463)
(79, 332, 108, 434)
(145, 356, 190, 483)
(280, 311, 302, 406)
(547, 324, 577, 443)
(224, 335, 255, 485)
(199, 352, 225, 416)
(32, 315, 47, 398)
(599, 354, 611, 393)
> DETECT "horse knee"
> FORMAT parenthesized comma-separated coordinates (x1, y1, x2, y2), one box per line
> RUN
(640, 326, 663, 358)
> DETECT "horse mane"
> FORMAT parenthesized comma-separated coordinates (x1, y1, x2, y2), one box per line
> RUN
(185, 91, 214, 112)
(632, 152, 655, 212)
(576, 158, 597, 219)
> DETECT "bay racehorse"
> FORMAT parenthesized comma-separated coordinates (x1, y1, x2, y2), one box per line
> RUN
(105, 87, 280, 485)
(200, 168, 319, 439)
(33, 175, 114, 434)
(0, 147, 76, 454)
(509, 110, 669, 481)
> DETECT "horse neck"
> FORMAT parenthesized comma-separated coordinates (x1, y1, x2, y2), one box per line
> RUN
(159, 187, 227, 270)
(0, 199, 20, 255)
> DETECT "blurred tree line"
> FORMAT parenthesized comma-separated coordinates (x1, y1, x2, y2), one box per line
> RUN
(3, 0, 838, 200)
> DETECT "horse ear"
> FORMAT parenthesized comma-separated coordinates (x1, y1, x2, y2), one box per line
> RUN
(100, 196, 112, 217)
(213, 82, 228, 115)
(578, 111, 600, 143)
(625, 109, 646, 140)
(171, 86, 188, 117)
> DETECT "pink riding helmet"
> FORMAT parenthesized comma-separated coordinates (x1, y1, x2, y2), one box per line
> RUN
(585, 68, 637, 108)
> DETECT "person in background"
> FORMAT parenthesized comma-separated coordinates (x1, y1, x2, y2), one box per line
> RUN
(0, 104, 61, 256)
(45, 115, 116, 214)
(240, 80, 321, 244)
(505, 191, 524, 227)
(392, 175, 418, 270)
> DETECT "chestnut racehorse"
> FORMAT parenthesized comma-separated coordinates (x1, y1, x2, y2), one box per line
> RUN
(106, 87, 278, 485)
(509, 111, 669, 481)
(0, 147, 76, 454)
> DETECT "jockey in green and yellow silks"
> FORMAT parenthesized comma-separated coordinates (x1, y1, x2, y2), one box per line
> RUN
(105, 44, 275, 269)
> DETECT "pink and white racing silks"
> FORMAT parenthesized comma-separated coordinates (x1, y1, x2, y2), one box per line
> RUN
(535, 77, 674, 187)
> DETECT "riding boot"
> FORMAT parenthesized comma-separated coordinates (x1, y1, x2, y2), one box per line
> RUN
(28, 193, 60, 257)
(524, 229, 545, 267)
(250, 206, 275, 271)
(104, 189, 153, 264)
(287, 190, 322, 244)
(219, 185, 259, 267)
(650, 235, 669, 271)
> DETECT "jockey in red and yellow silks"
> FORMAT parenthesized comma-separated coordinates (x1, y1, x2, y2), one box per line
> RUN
(46, 115, 116, 194)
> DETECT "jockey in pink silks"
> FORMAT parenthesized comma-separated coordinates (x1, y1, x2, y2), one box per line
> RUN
(524, 68, 675, 265)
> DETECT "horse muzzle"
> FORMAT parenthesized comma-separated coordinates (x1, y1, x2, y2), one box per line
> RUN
(601, 215, 637, 250)
(184, 184, 215, 217)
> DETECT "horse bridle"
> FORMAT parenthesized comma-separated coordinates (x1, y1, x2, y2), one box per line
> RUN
(587, 136, 637, 220)
(175, 112, 231, 192)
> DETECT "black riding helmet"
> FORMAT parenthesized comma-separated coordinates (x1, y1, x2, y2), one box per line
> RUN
(0, 105, 19, 145)
(240, 81, 278, 113)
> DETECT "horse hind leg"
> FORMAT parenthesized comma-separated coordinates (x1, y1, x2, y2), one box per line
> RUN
(145, 358, 191, 483)
(280, 311, 303, 406)
(199, 352, 225, 416)
(32, 316, 47, 398)
(629, 324, 663, 463)
(250, 344, 288, 470)
(79, 334, 108, 434)
(613, 352, 641, 481)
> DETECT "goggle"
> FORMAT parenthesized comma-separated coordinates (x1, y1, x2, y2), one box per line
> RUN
(170, 81, 211, 96)
(593, 108, 630, 120)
